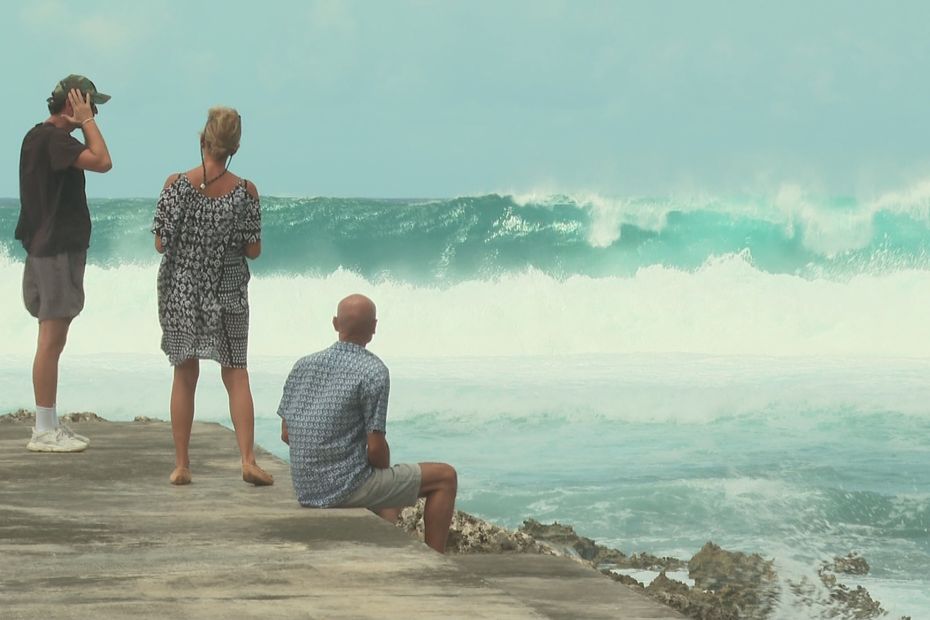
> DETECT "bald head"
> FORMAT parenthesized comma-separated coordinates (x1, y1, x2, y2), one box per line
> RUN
(333, 294, 378, 346)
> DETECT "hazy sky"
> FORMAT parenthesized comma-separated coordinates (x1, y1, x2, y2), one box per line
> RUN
(2, 0, 929, 198)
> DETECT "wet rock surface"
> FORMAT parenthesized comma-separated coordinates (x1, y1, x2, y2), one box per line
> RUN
(826, 553, 871, 576)
(646, 572, 739, 620)
(685, 543, 779, 619)
(785, 556, 904, 620)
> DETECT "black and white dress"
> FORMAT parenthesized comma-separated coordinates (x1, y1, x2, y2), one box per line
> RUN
(152, 175, 261, 368)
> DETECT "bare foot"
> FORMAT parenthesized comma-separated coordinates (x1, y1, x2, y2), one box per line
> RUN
(242, 462, 273, 486)
(170, 466, 192, 485)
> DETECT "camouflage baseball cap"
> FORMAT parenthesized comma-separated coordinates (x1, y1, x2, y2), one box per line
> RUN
(48, 74, 111, 105)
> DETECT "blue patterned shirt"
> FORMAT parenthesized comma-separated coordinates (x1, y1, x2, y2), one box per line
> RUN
(277, 341, 390, 507)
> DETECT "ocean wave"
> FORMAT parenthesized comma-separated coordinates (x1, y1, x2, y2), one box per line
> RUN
(4, 184, 930, 281)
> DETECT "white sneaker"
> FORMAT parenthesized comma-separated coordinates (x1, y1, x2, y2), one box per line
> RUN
(26, 427, 89, 453)
(59, 421, 90, 445)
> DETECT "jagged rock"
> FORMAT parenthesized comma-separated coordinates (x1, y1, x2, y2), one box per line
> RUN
(646, 572, 739, 620)
(826, 553, 870, 576)
(623, 551, 688, 571)
(593, 547, 628, 564)
(518, 518, 686, 570)
(0, 409, 34, 423)
(829, 583, 885, 618)
(1, 410, 105, 423)
(648, 572, 691, 596)
(61, 412, 104, 422)
(792, 552, 896, 619)
(688, 542, 779, 619)
(397, 500, 552, 554)
(518, 518, 599, 560)
(601, 568, 645, 589)
(790, 573, 892, 619)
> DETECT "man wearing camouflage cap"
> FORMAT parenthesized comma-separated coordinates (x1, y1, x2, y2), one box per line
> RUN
(15, 74, 113, 452)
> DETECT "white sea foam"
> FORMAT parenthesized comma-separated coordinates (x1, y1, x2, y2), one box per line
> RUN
(2, 251, 930, 359)
(773, 184, 875, 256)
(871, 178, 930, 221)
(510, 190, 679, 246)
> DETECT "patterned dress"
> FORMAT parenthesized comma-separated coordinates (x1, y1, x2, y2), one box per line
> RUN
(152, 175, 261, 368)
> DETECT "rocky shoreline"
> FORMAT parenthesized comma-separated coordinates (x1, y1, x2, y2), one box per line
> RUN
(397, 501, 910, 620)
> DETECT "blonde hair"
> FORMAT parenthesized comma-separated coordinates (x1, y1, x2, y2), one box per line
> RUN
(201, 106, 241, 159)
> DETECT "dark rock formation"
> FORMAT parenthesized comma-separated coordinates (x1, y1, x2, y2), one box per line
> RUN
(62, 411, 105, 422)
(518, 518, 687, 570)
(784, 555, 904, 620)
(0, 409, 35, 423)
(518, 518, 599, 560)
(826, 553, 870, 576)
(687, 542, 779, 619)
(647, 572, 739, 620)
(790, 572, 891, 619)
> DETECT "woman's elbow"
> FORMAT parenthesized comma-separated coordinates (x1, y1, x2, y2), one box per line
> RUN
(244, 243, 261, 259)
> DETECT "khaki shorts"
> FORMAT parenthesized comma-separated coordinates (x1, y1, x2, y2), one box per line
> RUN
(336, 464, 422, 511)
(23, 251, 87, 321)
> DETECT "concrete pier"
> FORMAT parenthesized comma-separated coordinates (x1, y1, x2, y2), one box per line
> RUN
(0, 419, 683, 619)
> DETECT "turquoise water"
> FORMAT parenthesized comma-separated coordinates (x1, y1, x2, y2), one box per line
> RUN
(3, 191, 930, 281)
(1, 190, 929, 617)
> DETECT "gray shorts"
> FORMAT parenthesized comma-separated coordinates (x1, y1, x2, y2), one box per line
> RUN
(23, 251, 87, 321)
(336, 464, 422, 511)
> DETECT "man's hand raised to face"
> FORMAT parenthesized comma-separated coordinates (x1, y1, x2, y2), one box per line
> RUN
(62, 89, 94, 127)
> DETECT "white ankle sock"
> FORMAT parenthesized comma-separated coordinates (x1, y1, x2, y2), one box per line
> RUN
(35, 405, 58, 433)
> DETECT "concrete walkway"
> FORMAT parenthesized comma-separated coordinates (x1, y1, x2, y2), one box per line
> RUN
(0, 419, 683, 619)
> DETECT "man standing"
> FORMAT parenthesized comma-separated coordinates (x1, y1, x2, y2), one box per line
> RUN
(278, 294, 458, 553)
(16, 75, 113, 452)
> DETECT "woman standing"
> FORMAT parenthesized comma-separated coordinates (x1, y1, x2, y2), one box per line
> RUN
(153, 107, 272, 487)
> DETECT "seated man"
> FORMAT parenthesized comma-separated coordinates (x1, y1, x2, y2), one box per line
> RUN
(278, 294, 458, 553)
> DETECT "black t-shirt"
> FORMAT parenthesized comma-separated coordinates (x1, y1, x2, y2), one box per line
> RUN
(16, 123, 89, 256)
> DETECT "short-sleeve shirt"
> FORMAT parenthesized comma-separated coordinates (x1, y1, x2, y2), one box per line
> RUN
(16, 123, 89, 256)
(277, 341, 390, 507)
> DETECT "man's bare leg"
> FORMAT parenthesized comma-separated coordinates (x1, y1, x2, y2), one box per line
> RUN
(169, 359, 199, 482)
(418, 462, 458, 553)
(375, 507, 401, 523)
(33, 318, 71, 408)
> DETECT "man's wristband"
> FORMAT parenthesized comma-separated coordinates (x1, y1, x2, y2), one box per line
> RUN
(81, 118, 96, 127)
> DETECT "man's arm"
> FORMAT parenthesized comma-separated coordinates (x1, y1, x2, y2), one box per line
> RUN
(281, 420, 289, 445)
(66, 90, 112, 173)
(367, 431, 390, 469)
